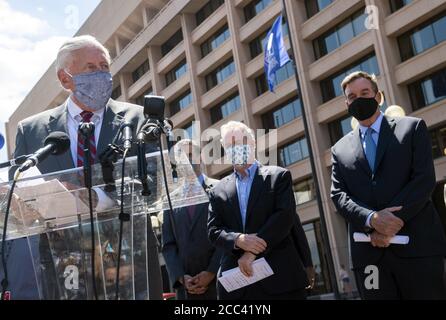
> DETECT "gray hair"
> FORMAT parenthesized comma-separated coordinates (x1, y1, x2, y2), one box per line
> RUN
(220, 121, 256, 146)
(55, 35, 111, 71)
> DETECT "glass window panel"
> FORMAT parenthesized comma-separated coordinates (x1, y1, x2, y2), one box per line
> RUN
(300, 138, 309, 159)
(318, 0, 332, 10)
(352, 13, 367, 35)
(433, 16, 446, 43)
(337, 20, 355, 45)
(411, 26, 436, 55)
(324, 32, 339, 53)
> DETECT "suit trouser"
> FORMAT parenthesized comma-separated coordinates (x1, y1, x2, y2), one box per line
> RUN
(238, 282, 307, 300)
(354, 250, 446, 300)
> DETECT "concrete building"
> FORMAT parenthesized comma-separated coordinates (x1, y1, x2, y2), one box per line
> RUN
(6, 0, 446, 297)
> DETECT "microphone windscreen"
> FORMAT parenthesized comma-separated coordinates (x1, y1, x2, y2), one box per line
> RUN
(45, 131, 71, 155)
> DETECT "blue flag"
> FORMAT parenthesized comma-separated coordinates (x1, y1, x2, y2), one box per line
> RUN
(264, 15, 291, 92)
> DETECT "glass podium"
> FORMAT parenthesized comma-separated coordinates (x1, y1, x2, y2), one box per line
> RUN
(0, 151, 209, 300)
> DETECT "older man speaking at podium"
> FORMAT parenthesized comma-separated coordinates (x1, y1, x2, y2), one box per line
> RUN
(1, 35, 161, 300)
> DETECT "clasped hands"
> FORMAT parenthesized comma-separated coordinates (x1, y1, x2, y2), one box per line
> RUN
(369, 206, 404, 248)
(180, 271, 216, 295)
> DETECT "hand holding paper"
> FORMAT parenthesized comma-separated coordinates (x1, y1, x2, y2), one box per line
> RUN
(218, 258, 274, 293)
(353, 232, 409, 245)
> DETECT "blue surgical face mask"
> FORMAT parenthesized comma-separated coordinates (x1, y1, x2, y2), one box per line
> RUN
(66, 70, 113, 111)
(225, 144, 253, 165)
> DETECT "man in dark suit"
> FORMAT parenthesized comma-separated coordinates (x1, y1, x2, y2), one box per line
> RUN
(162, 139, 221, 300)
(331, 71, 446, 299)
(1, 35, 162, 300)
(207, 121, 313, 300)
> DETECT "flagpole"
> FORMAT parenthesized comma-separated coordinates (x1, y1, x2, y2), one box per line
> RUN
(281, 0, 340, 299)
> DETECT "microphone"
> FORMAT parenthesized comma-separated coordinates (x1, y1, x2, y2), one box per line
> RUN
(120, 122, 133, 150)
(163, 119, 178, 183)
(18, 132, 70, 173)
(0, 154, 31, 169)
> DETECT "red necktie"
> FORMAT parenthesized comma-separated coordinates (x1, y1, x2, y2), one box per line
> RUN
(77, 111, 97, 167)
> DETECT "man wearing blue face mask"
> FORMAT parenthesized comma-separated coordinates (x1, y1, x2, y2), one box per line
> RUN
(4, 35, 163, 300)
(207, 121, 314, 300)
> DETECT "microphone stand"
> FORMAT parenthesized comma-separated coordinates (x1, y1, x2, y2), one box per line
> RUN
(136, 119, 182, 297)
(79, 122, 99, 300)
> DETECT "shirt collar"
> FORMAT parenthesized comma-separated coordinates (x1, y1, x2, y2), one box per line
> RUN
(67, 96, 105, 122)
(359, 112, 384, 137)
(235, 160, 259, 181)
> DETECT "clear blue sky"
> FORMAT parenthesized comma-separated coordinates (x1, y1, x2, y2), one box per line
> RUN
(0, 0, 101, 161)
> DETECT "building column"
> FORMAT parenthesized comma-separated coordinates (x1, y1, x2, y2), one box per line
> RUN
(181, 13, 211, 131)
(365, 0, 411, 113)
(285, 0, 347, 291)
(226, 0, 257, 128)
(147, 46, 163, 96)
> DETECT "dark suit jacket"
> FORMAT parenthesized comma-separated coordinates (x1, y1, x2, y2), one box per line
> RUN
(208, 164, 310, 299)
(162, 176, 222, 300)
(7, 98, 163, 300)
(331, 116, 446, 269)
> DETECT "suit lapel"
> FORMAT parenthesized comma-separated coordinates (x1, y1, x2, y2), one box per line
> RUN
(45, 101, 74, 170)
(224, 173, 244, 231)
(374, 116, 396, 173)
(245, 165, 265, 227)
(350, 128, 372, 177)
(96, 100, 126, 157)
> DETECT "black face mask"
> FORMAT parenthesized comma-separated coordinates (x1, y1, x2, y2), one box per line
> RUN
(348, 95, 379, 121)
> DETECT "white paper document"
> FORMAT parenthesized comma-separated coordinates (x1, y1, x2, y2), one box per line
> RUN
(218, 258, 274, 293)
(353, 232, 409, 245)
(14, 179, 90, 220)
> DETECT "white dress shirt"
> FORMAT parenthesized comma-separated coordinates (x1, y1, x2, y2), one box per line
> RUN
(358, 112, 384, 228)
(67, 97, 116, 211)
(67, 97, 105, 165)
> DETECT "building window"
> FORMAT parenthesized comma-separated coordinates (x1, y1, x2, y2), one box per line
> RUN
(132, 60, 150, 83)
(182, 121, 195, 139)
(254, 61, 294, 96)
(430, 124, 446, 159)
(398, 12, 446, 62)
(262, 97, 302, 130)
(169, 90, 193, 116)
(389, 0, 412, 13)
(294, 178, 315, 205)
(205, 58, 235, 91)
(320, 53, 380, 103)
(134, 88, 153, 106)
(249, 18, 289, 59)
(303, 220, 332, 296)
(278, 137, 309, 167)
(165, 59, 188, 87)
(244, 0, 273, 23)
(328, 116, 354, 145)
(210, 94, 241, 123)
(313, 9, 367, 60)
(161, 29, 183, 56)
(408, 67, 446, 111)
(196, 0, 225, 26)
(305, 0, 333, 19)
(111, 85, 122, 100)
(201, 25, 230, 57)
